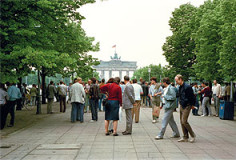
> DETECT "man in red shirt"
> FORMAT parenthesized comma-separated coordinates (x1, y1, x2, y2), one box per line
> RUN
(198, 82, 212, 116)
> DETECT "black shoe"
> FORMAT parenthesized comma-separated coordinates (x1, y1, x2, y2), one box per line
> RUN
(105, 132, 110, 136)
(122, 131, 127, 134)
(122, 132, 131, 135)
(109, 129, 114, 133)
(113, 133, 119, 136)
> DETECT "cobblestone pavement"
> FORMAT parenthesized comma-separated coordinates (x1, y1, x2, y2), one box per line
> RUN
(0, 104, 236, 160)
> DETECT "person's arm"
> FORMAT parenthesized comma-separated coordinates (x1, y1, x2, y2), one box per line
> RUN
(126, 85, 135, 104)
(81, 85, 86, 98)
(164, 87, 176, 101)
(100, 84, 108, 94)
(140, 86, 143, 95)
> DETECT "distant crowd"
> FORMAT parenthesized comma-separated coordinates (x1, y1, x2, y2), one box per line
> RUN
(1, 76, 235, 142)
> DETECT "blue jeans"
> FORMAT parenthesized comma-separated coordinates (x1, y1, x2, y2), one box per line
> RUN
(158, 108, 180, 138)
(90, 99, 98, 121)
(98, 94, 105, 111)
(71, 102, 84, 122)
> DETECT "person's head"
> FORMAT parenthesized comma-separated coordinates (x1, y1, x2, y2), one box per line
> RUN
(175, 74, 184, 85)
(201, 82, 208, 87)
(150, 77, 157, 84)
(145, 82, 148, 86)
(124, 76, 130, 84)
(90, 77, 97, 84)
(60, 81, 63, 85)
(88, 80, 92, 85)
(76, 77, 82, 84)
(33, 84, 36, 87)
(213, 80, 217, 85)
(50, 81, 54, 85)
(162, 77, 170, 87)
(101, 79, 105, 83)
(133, 79, 137, 84)
(114, 77, 120, 84)
(193, 82, 198, 87)
(140, 78, 143, 83)
(120, 81, 125, 85)
(107, 78, 114, 83)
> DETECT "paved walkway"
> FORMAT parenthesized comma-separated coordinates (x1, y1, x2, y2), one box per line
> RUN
(0, 104, 236, 160)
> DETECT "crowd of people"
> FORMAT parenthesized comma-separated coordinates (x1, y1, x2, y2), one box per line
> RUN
(1, 75, 235, 143)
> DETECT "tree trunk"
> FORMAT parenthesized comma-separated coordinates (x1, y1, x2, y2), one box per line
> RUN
(41, 68, 47, 104)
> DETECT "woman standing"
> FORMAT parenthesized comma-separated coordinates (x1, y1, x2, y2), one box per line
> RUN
(100, 77, 122, 136)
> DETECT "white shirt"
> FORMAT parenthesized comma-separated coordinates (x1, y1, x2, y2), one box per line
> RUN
(58, 84, 67, 96)
(212, 83, 222, 97)
(0, 88, 8, 105)
(70, 83, 85, 104)
(132, 83, 143, 100)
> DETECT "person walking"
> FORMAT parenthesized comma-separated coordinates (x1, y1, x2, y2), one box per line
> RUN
(6, 83, 21, 127)
(58, 81, 67, 112)
(70, 77, 85, 123)
(46, 81, 57, 114)
(98, 79, 105, 111)
(122, 76, 135, 135)
(212, 80, 221, 117)
(131, 79, 143, 123)
(199, 82, 212, 116)
(89, 78, 101, 122)
(0, 83, 8, 130)
(30, 84, 37, 106)
(149, 77, 163, 123)
(100, 77, 122, 136)
(175, 74, 196, 143)
(155, 78, 180, 140)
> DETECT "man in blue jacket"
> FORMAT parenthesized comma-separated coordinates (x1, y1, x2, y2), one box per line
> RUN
(175, 75, 196, 143)
(155, 77, 180, 140)
(7, 83, 21, 127)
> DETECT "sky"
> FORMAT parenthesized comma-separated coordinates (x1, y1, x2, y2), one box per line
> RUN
(79, 0, 207, 69)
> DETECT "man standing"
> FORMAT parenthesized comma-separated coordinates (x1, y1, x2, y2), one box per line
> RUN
(149, 77, 163, 123)
(7, 83, 21, 127)
(70, 77, 85, 123)
(192, 83, 200, 116)
(122, 76, 135, 135)
(212, 80, 222, 117)
(0, 83, 8, 130)
(199, 82, 212, 116)
(155, 77, 180, 140)
(58, 81, 67, 112)
(175, 75, 196, 143)
(132, 79, 143, 123)
(47, 81, 57, 114)
(89, 77, 100, 122)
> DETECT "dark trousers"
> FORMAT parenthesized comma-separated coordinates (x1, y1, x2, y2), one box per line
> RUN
(192, 99, 199, 115)
(180, 105, 195, 139)
(16, 98, 23, 110)
(0, 104, 7, 129)
(59, 95, 66, 112)
(6, 100, 16, 126)
(90, 99, 98, 121)
(71, 102, 84, 122)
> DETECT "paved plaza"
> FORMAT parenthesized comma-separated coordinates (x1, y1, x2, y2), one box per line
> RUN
(0, 104, 236, 160)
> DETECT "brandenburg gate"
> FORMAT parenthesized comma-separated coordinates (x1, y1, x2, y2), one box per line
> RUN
(93, 52, 137, 80)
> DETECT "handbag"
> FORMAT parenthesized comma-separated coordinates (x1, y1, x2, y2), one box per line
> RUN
(102, 84, 111, 107)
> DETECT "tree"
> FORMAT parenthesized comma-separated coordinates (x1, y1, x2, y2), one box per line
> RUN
(162, 4, 197, 81)
(133, 64, 165, 82)
(193, 0, 223, 82)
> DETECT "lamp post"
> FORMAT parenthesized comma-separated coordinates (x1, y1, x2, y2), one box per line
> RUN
(148, 68, 151, 82)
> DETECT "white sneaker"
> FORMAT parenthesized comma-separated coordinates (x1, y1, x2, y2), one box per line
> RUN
(189, 135, 196, 143)
(155, 136, 163, 140)
(201, 115, 206, 117)
(152, 120, 156, 123)
(90, 120, 95, 122)
(178, 138, 188, 142)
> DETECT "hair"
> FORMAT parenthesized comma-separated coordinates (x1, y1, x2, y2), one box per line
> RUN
(142, 81, 145, 85)
(171, 82, 175, 86)
(162, 77, 170, 84)
(50, 81, 54, 85)
(114, 77, 120, 84)
(107, 78, 114, 83)
(77, 77, 82, 81)
(121, 81, 125, 85)
(201, 82, 208, 86)
(193, 82, 198, 85)
(101, 79, 105, 83)
(60, 81, 63, 84)
(133, 79, 137, 83)
(90, 77, 97, 84)
(150, 77, 157, 83)
(175, 74, 183, 80)
(33, 84, 36, 87)
(124, 76, 130, 81)
(0, 83, 5, 89)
